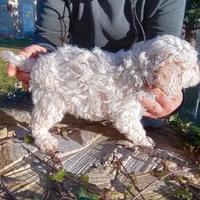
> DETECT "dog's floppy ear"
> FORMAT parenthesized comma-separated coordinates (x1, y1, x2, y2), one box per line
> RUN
(153, 60, 183, 97)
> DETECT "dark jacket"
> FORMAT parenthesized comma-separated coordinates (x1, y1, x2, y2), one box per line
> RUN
(33, 0, 186, 52)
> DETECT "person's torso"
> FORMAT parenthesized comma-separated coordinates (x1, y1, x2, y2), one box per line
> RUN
(67, 0, 160, 52)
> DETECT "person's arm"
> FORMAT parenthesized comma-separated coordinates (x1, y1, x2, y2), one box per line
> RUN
(7, 0, 70, 88)
(144, 0, 186, 38)
(33, 0, 70, 51)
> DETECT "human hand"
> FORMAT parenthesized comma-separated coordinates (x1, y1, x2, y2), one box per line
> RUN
(140, 88, 183, 119)
(7, 45, 47, 90)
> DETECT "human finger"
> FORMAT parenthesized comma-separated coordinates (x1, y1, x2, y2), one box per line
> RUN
(21, 45, 47, 58)
(139, 96, 164, 117)
(7, 63, 17, 77)
(156, 91, 183, 110)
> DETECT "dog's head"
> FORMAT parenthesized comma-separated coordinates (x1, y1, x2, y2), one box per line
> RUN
(138, 35, 200, 96)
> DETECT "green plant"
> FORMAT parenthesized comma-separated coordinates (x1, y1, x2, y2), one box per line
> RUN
(186, 124, 200, 148)
(168, 114, 192, 132)
(185, 0, 200, 30)
(174, 187, 193, 200)
(48, 169, 66, 183)
(184, 0, 200, 46)
(77, 188, 100, 200)
(79, 175, 89, 185)
(168, 114, 200, 148)
(77, 175, 100, 200)
(23, 134, 34, 144)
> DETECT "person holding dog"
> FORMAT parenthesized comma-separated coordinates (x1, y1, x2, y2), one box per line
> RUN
(7, 0, 186, 119)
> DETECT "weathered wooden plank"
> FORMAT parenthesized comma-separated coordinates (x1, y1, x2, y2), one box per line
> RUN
(0, 103, 198, 199)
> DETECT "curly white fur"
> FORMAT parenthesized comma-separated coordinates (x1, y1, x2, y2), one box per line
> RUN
(1, 35, 199, 152)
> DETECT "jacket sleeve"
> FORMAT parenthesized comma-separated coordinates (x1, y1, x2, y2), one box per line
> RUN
(33, 0, 70, 51)
(144, 0, 186, 39)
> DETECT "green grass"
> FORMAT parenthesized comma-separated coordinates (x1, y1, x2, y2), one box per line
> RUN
(0, 38, 32, 48)
(0, 59, 16, 93)
(0, 38, 32, 94)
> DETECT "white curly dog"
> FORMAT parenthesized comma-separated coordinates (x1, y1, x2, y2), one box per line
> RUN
(1, 35, 199, 153)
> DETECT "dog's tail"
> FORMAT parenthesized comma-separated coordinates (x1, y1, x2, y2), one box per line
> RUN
(0, 50, 35, 72)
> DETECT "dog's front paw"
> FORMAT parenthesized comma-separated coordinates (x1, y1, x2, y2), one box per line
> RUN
(116, 140, 136, 148)
(138, 136, 155, 148)
(117, 137, 155, 150)
(35, 136, 59, 153)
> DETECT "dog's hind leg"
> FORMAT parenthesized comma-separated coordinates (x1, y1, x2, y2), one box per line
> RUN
(30, 94, 66, 153)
